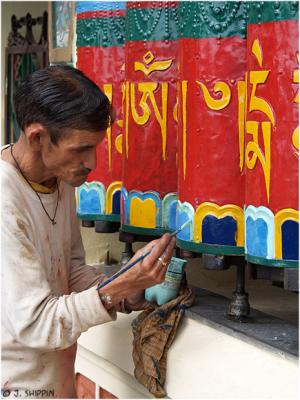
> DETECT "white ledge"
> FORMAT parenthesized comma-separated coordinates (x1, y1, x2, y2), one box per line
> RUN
(75, 312, 298, 399)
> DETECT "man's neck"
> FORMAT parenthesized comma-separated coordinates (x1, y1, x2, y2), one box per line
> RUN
(2, 139, 57, 189)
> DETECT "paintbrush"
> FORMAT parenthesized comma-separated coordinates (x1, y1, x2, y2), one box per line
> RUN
(96, 219, 191, 291)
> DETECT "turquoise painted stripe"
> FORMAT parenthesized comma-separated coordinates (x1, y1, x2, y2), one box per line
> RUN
(121, 224, 169, 237)
(76, 1, 126, 14)
(77, 213, 120, 222)
(176, 238, 245, 256)
(246, 254, 298, 269)
(248, 1, 299, 25)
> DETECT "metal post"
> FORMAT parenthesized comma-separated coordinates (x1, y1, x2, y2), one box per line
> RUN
(227, 257, 251, 322)
(119, 242, 134, 267)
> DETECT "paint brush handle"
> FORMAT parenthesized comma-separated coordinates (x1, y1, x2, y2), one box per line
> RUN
(96, 247, 153, 290)
(169, 219, 191, 237)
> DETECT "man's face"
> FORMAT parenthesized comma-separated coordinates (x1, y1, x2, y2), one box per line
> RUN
(41, 129, 105, 187)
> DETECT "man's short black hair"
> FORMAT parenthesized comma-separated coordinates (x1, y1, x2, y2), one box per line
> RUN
(14, 65, 113, 144)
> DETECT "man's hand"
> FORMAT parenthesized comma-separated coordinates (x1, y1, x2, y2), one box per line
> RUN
(97, 234, 176, 310)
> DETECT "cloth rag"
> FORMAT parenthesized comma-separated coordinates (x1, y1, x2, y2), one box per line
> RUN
(132, 286, 195, 398)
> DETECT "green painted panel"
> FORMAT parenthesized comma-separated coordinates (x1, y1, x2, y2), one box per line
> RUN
(246, 254, 299, 269)
(121, 224, 169, 237)
(76, 17, 125, 48)
(176, 238, 245, 256)
(247, 1, 299, 25)
(126, 6, 179, 42)
(77, 213, 120, 222)
(178, 1, 247, 39)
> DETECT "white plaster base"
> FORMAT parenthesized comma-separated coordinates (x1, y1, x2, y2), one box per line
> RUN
(75, 312, 298, 399)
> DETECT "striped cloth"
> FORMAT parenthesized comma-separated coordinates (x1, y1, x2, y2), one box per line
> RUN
(132, 286, 195, 398)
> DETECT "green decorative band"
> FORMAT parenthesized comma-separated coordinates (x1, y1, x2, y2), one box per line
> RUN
(77, 213, 120, 222)
(176, 238, 244, 256)
(76, 17, 125, 48)
(121, 224, 169, 237)
(178, 1, 247, 39)
(247, 1, 299, 25)
(76, 2, 298, 47)
(246, 254, 299, 269)
(50, 62, 74, 67)
(126, 7, 179, 42)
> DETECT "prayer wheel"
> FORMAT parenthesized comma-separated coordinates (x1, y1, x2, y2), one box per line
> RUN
(75, 1, 125, 223)
(120, 1, 179, 236)
(176, 2, 247, 255)
(244, 1, 299, 267)
(73, 0, 299, 270)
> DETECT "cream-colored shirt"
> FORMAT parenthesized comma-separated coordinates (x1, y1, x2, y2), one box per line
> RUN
(1, 155, 116, 398)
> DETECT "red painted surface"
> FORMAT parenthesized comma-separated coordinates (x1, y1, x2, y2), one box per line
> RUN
(126, 1, 178, 10)
(100, 387, 118, 399)
(77, 10, 126, 20)
(178, 36, 246, 208)
(246, 20, 299, 213)
(77, 46, 124, 188)
(123, 40, 178, 197)
(75, 373, 118, 399)
(75, 373, 96, 399)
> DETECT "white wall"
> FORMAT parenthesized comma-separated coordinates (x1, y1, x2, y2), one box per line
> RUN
(1, 0, 48, 145)
(76, 313, 299, 400)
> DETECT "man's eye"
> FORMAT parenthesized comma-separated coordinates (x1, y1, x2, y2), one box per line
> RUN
(77, 147, 91, 153)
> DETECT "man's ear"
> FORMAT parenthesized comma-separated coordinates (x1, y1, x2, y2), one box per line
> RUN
(24, 123, 50, 150)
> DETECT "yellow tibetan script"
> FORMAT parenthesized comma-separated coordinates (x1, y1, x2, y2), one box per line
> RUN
(103, 83, 113, 170)
(292, 53, 299, 156)
(196, 81, 231, 111)
(246, 39, 275, 203)
(125, 52, 173, 160)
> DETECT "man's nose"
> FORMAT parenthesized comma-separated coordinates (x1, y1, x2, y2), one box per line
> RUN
(83, 149, 97, 171)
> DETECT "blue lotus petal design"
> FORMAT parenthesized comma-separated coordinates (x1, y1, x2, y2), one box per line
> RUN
(246, 217, 268, 257)
(77, 183, 105, 215)
(202, 215, 237, 246)
(176, 202, 194, 241)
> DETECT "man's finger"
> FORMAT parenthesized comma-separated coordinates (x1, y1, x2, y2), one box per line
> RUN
(154, 237, 176, 271)
(143, 233, 174, 267)
(161, 237, 176, 264)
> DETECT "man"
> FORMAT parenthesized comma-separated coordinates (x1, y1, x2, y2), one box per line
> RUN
(1, 66, 175, 398)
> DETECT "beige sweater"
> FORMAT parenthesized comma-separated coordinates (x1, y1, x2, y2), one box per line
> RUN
(1, 157, 116, 398)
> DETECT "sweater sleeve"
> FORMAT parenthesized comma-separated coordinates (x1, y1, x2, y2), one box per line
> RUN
(1, 204, 116, 352)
